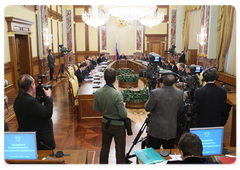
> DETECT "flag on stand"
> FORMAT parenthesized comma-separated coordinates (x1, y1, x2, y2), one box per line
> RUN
(115, 36, 119, 60)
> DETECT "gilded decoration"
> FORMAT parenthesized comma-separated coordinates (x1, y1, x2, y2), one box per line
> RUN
(8, 32, 15, 37)
(65, 3, 72, 10)
(171, 3, 178, 10)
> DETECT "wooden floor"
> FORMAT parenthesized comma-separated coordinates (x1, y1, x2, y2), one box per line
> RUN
(5, 76, 234, 164)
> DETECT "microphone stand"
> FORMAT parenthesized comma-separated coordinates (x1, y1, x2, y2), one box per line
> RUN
(40, 142, 55, 156)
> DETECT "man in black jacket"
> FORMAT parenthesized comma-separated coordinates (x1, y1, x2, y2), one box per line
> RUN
(47, 49, 55, 81)
(179, 49, 185, 64)
(75, 62, 87, 83)
(14, 74, 55, 150)
(192, 67, 228, 127)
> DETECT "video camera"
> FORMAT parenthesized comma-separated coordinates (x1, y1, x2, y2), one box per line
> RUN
(165, 44, 176, 54)
(139, 53, 160, 91)
(36, 75, 52, 97)
(2, 79, 8, 87)
(56, 44, 71, 58)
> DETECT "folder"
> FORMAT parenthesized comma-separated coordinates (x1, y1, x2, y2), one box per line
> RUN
(214, 156, 236, 164)
(134, 147, 165, 164)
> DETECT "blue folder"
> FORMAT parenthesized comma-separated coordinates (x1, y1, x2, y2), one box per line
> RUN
(134, 147, 165, 164)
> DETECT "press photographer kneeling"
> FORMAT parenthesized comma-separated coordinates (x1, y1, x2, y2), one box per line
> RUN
(13, 74, 55, 150)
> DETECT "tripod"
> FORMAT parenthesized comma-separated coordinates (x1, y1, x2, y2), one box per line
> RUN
(56, 58, 68, 81)
(125, 114, 151, 164)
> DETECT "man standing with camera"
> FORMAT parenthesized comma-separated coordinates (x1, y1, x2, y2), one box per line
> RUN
(47, 49, 56, 81)
(145, 74, 184, 149)
(192, 67, 228, 127)
(14, 74, 55, 150)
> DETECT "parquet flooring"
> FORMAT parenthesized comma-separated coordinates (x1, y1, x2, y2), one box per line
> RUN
(5, 76, 234, 164)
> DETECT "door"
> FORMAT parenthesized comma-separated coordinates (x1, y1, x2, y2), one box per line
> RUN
(15, 34, 31, 80)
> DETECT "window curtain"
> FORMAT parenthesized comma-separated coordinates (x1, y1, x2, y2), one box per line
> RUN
(182, 6, 201, 52)
(188, 9, 201, 50)
(216, 5, 235, 71)
(224, 9, 236, 76)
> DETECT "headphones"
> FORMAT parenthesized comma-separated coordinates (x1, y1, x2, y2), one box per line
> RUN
(158, 72, 179, 83)
(202, 67, 219, 82)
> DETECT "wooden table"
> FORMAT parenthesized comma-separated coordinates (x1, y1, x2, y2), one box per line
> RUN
(137, 147, 236, 164)
(226, 92, 236, 146)
(78, 60, 147, 121)
(5, 150, 88, 164)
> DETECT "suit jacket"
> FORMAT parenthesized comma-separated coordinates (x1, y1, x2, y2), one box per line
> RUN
(167, 157, 217, 164)
(171, 64, 178, 73)
(75, 69, 84, 83)
(179, 53, 185, 64)
(145, 86, 184, 140)
(97, 57, 103, 64)
(192, 83, 228, 127)
(83, 66, 92, 77)
(13, 93, 55, 150)
(47, 54, 55, 68)
(119, 55, 127, 60)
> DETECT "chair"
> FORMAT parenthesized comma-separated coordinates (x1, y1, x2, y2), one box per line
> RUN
(72, 75, 80, 90)
(73, 64, 78, 72)
(68, 68, 74, 77)
(69, 77, 79, 115)
(2, 159, 67, 165)
(65, 71, 71, 94)
(198, 71, 206, 87)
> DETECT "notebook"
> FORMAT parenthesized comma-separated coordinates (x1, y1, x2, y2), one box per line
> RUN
(4, 131, 38, 160)
(134, 147, 165, 164)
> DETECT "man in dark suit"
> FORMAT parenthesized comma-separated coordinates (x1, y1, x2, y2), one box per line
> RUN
(179, 49, 185, 64)
(145, 74, 184, 149)
(176, 63, 186, 76)
(75, 62, 87, 83)
(47, 49, 55, 81)
(97, 54, 103, 64)
(192, 67, 228, 127)
(83, 60, 92, 77)
(14, 74, 55, 150)
(119, 53, 127, 60)
(141, 53, 146, 61)
(167, 133, 216, 164)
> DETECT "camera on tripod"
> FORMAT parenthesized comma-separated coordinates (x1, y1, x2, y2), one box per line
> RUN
(56, 44, 71, 58)
(165, 44, 176, 54)
(139, 53, 161, 91)
(36, 75, 52, 97)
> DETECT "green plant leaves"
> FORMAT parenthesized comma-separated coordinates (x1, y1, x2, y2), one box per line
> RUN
(121, 88, 149, 103)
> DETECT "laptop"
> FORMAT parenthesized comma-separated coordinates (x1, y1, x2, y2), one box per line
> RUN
(4, 131, 38, 160)
(190, 126, 224, 156)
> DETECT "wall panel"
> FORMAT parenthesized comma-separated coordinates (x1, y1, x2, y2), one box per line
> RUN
(88, 26, 98, 51)
(52, 19, 58, 52)
(75, 23, 86, 51)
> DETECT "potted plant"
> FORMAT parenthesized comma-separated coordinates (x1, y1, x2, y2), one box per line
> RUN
(117, 68, 134, 75)
(117, 74, 139, 88)
(121, 88, 149, 108)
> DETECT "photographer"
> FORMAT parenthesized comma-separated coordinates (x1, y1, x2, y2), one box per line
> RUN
(13, 74, 55, 150)
(145, 74, 184, 149)
(192, 67, 228, 127)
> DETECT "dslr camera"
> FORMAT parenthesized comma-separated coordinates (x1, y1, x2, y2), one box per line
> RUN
(36, 75, 52, 97)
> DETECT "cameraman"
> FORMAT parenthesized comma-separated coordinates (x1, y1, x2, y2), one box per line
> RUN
(13, 74, 55, 150)
(145, 74, 184, 149)
(192, 67, 228, 127)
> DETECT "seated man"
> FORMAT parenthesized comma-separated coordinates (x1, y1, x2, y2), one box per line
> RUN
(83, 60, 92, 77)
(119, 53, 127, 60)
(176, 63, 186, 76)
(167, 133, 215, 164)
(75, 62, 87, 83)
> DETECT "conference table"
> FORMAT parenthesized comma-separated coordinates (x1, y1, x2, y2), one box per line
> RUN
(137, 147, 236, 164)
(5, 150, 88, 164)
(78, 60, 147, 121)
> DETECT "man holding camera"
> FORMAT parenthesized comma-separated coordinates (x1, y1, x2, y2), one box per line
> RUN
(192, 67, 228, 127)
(47, 49, 56, 81)
(13, 74, 55, 150)
(145, 74, 184, 149)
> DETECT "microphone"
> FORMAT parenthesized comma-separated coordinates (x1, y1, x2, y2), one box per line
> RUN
(40, 142, 55, 156)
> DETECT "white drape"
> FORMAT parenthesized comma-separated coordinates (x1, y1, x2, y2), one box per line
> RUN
(188, 9, 201, 50)
(224, 10, 236, 76)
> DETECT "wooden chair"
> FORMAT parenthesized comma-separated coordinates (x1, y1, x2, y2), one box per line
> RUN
(69, 77, 79, 115)
(68, 68, 74, 77)
(64, 71, 71, 94)
(73, 64, 78, 72)
(2, 159, 67, 165)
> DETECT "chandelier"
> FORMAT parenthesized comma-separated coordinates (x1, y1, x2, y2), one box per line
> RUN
(103, 5, 157, 23)
(197, 27, 208, 46)
(139, 11, 165, 29)
(82, 5, 108, 29)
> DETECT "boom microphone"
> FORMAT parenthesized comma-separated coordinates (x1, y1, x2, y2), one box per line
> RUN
(40, 142, 55, 156)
